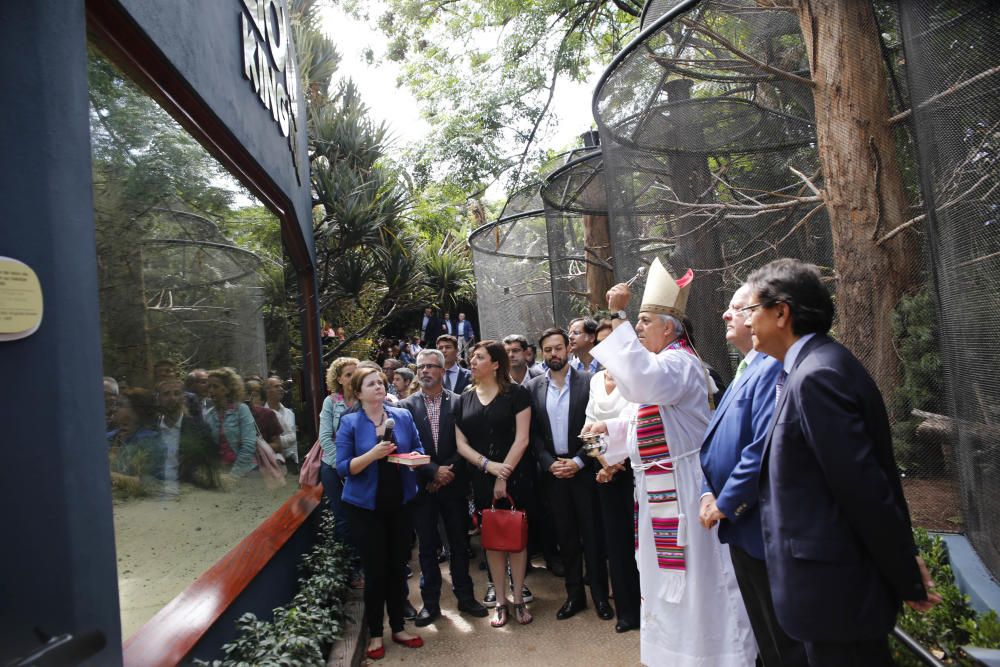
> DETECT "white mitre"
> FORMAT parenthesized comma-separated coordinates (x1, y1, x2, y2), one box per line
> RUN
(639, 258, 694, 318)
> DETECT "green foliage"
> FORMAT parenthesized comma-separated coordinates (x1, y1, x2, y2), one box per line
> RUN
(195, 510, 352, 667)
(340, 0, 642, 192)
(294, 2, 478, 356)
(891, 287, 946, 476)
(421, 241, 476, 311)
(894, 529, 1000, 665)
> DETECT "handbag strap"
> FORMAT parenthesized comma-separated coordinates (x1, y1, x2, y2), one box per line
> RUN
(490, 494, 518, 512)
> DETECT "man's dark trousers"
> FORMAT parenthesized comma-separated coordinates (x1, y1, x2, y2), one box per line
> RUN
(729, 545, 807, 666)
(549, 470, 608, 604)
(413, 489, 474, 607)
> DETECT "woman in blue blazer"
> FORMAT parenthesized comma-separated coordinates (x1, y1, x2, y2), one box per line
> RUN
(336, 366, 426, 660)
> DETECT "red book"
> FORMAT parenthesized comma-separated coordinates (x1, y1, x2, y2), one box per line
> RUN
(387, 452, 431, 467)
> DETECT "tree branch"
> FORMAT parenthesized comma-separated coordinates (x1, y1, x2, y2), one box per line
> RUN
(889, 64, 1000, 125)
(609, 0, 642, 18)
(677, 17, 815, 88)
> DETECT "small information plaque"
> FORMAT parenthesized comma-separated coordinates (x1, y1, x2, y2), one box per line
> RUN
(0, 257, 43, 342)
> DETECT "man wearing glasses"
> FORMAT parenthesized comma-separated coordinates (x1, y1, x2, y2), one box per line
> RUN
(745, 258, 939, 666)
(265, 376, 298, 467)
(697, 284, 799, 667)
(400, 349, 488, 625)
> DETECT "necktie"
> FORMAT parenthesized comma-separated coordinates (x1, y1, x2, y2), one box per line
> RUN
(446, 369, 454, 391)
(775, 370, 788, 402)
(734, 358, 749, 380)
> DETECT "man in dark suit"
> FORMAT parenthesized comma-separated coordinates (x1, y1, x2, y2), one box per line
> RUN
(746, 259, 939, 666)
(400, 348, 488, 624)
(437, 335, 471, 394)
(698, 283, 803, 667)
(526, 328, 611, 621)
(504, 334, 543, 385)
(420, 306, 443, 346)
(156, 378, 219, 491)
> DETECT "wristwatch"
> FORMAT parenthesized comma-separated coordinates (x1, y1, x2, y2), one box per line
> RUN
(610, 310, 628, 321)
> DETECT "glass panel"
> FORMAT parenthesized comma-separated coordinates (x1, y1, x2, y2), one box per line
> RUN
(88, 48, 302, 637)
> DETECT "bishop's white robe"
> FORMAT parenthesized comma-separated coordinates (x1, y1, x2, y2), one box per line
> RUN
(592, 323, 755, 667)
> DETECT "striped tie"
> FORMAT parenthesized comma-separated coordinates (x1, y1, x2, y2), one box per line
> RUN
(775, 370, 788, 402)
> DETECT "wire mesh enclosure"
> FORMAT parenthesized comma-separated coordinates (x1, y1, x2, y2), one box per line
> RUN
(95, 204, 270, 386)
(469, 184, 555, 341)
(900, 0, 1000, 578)
(594, 0, 828, 381)
(540, 143, 613, 329)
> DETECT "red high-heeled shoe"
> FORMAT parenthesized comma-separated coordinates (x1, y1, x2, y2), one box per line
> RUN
(391, 634, 424, 649)
(365, 644, 385, 660)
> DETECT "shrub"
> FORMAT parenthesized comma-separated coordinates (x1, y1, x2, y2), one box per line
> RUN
(196, 510, 351, 667)
(893, 529, 1000, 665)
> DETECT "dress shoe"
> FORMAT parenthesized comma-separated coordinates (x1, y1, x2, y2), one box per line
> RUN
(615, 619, 639, 633)
(556, 598, 587, 620)
(458, 598, 489, 617)
(391, 634, 424, 649)
(595, 601, 614, 620)
(414, 607, 440, 627)
(403, 601, 418, 621)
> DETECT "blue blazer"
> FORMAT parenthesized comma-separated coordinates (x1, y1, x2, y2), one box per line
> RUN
(699, 353, 782, 559)
(759, 334, 925, 642)
(335, 406, 425, 511)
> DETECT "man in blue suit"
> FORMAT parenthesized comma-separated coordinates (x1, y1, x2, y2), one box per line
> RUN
(746, 259, 940, 666)
(699, 283, 805, 667)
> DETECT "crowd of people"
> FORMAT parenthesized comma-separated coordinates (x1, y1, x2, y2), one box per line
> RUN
(104, 360, 299, 498)
(321, 258, 942, 666)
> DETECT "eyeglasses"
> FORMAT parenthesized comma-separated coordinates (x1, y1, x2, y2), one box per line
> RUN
(737, 300, 782, 316)
(415, 363, 443, 370)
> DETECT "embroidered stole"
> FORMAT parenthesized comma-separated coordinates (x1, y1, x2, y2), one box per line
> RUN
(634, 338, 697, 573)
(636, 404, 684, 570)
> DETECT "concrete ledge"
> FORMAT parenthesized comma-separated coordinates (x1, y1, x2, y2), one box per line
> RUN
(327, 590, 366, 667)
(937, 533, 1000, 615)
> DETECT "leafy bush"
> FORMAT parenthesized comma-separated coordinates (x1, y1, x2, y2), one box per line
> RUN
(893, 529, 1000, 665)
(196, 510, 352, 667)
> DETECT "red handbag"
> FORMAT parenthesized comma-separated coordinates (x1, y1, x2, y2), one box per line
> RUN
(480, 496, 528, 552)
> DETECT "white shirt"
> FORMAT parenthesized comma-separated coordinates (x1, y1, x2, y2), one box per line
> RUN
(545, 367, 584, 469)
(269, 402, 297, 454)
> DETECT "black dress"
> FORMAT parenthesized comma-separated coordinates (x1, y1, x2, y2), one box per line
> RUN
(455, 384, 532, 510)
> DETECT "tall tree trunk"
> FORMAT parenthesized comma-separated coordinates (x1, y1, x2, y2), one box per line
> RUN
(582, 213, 614, 309)
(791, 0, 919, 404)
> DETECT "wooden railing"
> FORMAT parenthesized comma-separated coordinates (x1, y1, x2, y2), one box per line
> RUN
(122, 485, 323, 667)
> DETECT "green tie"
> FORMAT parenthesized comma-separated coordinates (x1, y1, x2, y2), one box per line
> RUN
(734, 357, 749, 380)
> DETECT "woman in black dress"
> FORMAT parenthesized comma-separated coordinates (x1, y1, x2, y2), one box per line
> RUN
(455, 340, 533, 628)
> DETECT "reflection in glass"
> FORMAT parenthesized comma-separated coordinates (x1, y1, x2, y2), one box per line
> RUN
(88, 49, 302, 637)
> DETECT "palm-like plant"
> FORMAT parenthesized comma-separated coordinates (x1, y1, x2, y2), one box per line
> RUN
(422, 240, 475, 313)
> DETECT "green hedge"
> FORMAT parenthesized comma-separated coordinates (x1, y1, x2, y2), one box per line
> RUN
(196, 510, 352, 667)
(893, 530, 1000, 665)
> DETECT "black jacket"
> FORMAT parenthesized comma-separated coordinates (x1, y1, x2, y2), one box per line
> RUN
(525, 369, 593, 471)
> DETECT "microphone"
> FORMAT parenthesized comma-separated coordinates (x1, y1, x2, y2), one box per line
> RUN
(383, 417, 395, 443)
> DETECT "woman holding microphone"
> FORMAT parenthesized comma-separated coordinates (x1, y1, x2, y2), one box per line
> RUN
(336, 366, 426, 660)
